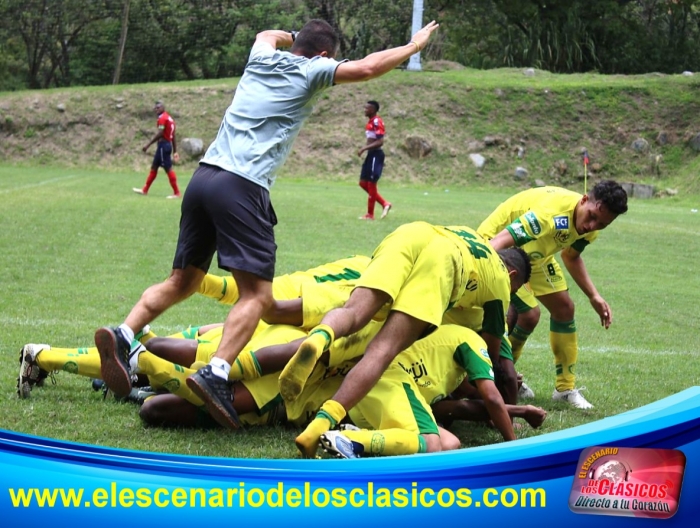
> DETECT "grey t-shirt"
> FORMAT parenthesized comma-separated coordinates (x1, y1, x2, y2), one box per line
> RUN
(201, 42, 341, 190)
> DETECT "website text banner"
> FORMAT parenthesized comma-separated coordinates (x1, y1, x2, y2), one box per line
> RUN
(2, 387, 699, 526)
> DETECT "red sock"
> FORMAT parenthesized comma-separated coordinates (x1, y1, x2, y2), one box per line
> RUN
(167, 170, 180, 195)
(143, 169, 157, 193)
(359, 181, 375, 216)
(367, 182, 387, 209)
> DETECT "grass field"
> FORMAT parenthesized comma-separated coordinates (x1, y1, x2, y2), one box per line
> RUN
(1, 164, 698, 459)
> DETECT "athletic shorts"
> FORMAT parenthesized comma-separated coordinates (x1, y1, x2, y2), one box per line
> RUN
(357, 222, 465, 327)
(173, 163, 278, 280)
(511, 256, 568, 313)
(349, 365, 439, 436)
(360, 149, 385, 182)
(153, 140, 173, 170)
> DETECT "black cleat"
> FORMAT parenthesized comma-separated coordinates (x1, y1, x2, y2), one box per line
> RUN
(95, 327, 133, 398)
(186, 365, 240, 429)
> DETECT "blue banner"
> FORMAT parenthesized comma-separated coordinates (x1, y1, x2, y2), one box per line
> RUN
(2, 387, 699, 526)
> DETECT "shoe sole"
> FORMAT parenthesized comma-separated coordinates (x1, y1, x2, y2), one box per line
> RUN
(95, 327, 132, 398)
(278, 343, 318, 402)
(185, 375, 240, 429)
(17, 346, 35, 399)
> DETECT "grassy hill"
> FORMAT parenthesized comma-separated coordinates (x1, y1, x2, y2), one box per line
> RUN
(2, 64, 700, 194)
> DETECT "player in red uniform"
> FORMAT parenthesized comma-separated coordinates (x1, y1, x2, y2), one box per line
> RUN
(357, 100, 391, 220)
(133, 101, 181, 199)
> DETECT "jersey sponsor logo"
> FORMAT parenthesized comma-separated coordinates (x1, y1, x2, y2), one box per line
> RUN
(524, 211, 542, 235)
(554, 215, 569, 229)
(510, 220, 529, 243)
(479, 348, 490, 360)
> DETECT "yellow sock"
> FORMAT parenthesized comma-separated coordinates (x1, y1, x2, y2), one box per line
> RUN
(138, 329, 157, 344)
(36, 346, 101, 379)
(198, 274, 239, 305)
(279, 324, 335, 402)
(229, 350, 262, 380)
(344, 428, 425, 456)
(509, 325, 532, 363)
(550, 319, 578, 392)
(137, 351, 203, 406)
(295, 400, 346, 458)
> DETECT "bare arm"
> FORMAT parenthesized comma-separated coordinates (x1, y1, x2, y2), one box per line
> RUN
(143, 128, 164, 152)
(254, 30, 294, 49)
(560, 247, 612, 328)
(488, 228, 516, 251)
(334, 21, 439, 84)
(474, 378, 516, 441)
(358, 137, 384, 156)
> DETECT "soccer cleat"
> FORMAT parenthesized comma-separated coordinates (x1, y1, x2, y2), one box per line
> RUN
(118, 386, 157, 405)
(320, 431, 363, 459)
(339, 423, 361, 432)
(518, 381, 535, 399)
(380, 203, 392, 219)
(132, 188, 147, 195)
(186, 365, 240, 429)
(552, 387, 593, 409)
(358, 214, 374, 220)
(166, 194, 181, 199)
(17, 344, 50, 399)
(95, 327, 133, 398)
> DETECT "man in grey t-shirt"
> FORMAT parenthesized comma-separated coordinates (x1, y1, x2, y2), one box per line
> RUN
(95, 19, 439, 430)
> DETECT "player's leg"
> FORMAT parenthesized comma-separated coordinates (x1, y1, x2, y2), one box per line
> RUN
(539, 289, 591, 408)
(321, 367, 441, 458)
(161, 142, 180, 198)
(96, 164, 216, 398)
(296, 310, 430, 458)
(509, 287, 540, 363)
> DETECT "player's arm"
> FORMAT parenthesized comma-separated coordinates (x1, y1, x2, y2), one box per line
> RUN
(255, 30, 294, 49)
(488, 228, 516, 250)
(560, 246, 612, 328)
(474, 378, 516, 441)
(172, 130, 179, 162)
(358, 137, 384, 156)
(334, 21, 439, 84)
(143, 127, 164, 152)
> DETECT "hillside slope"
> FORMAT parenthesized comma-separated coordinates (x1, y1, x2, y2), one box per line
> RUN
(2, 67, 700, 193)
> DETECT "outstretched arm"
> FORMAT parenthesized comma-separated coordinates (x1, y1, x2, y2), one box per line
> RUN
(560, 247, 612, 328)
(474, 378, 516, 441)
(334, 21, 439, 84)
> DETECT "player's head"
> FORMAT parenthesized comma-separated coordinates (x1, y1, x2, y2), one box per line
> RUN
(498, 247, 531, 293)
(154, 101, 165, 114)
(575, 180, 628, 234)
(293, 19, 339, 59)
(365, 100, 380, 116)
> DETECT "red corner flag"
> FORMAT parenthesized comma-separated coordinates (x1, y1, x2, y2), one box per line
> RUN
(583, 150, 590, 166)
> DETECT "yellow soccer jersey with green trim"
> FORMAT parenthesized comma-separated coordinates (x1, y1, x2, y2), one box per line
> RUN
(394, 325, 493, 406)
(478, 187, 598, 262)
(438, 225, 511, 339)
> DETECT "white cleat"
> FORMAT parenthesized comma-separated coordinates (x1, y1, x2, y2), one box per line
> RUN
(319, 430, 362, 459)
(17, 344, 51, 399)
(132, 188, 147, 195)
(518, 381, 535, 399)
(552, 387, 593, 409)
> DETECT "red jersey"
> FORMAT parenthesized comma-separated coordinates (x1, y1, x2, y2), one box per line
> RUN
(157, 111, 176, 142)
(365, 115, 385, 140)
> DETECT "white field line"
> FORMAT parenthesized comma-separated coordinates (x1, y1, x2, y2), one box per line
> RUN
(522, 341, 690, 356)
(0, 174, 81, 194)
(621, 218, 700, 237)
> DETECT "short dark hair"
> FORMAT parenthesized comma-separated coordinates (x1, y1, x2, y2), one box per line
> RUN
(498, 247, 531, 285)
(589, 180, 628, 215)
(293, 19, 339, 58)
(367, 100, 380, 112)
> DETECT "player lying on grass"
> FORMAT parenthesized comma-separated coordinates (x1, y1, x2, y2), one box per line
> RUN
(136, 322, 546, 458)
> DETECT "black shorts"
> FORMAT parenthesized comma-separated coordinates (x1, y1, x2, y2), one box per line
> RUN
(153, 140, 173, 170)
(359, 149, 385, 182)
(172, 164, 278, 280)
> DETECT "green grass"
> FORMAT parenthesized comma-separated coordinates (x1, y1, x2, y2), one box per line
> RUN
(1, 164, 699, 458)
